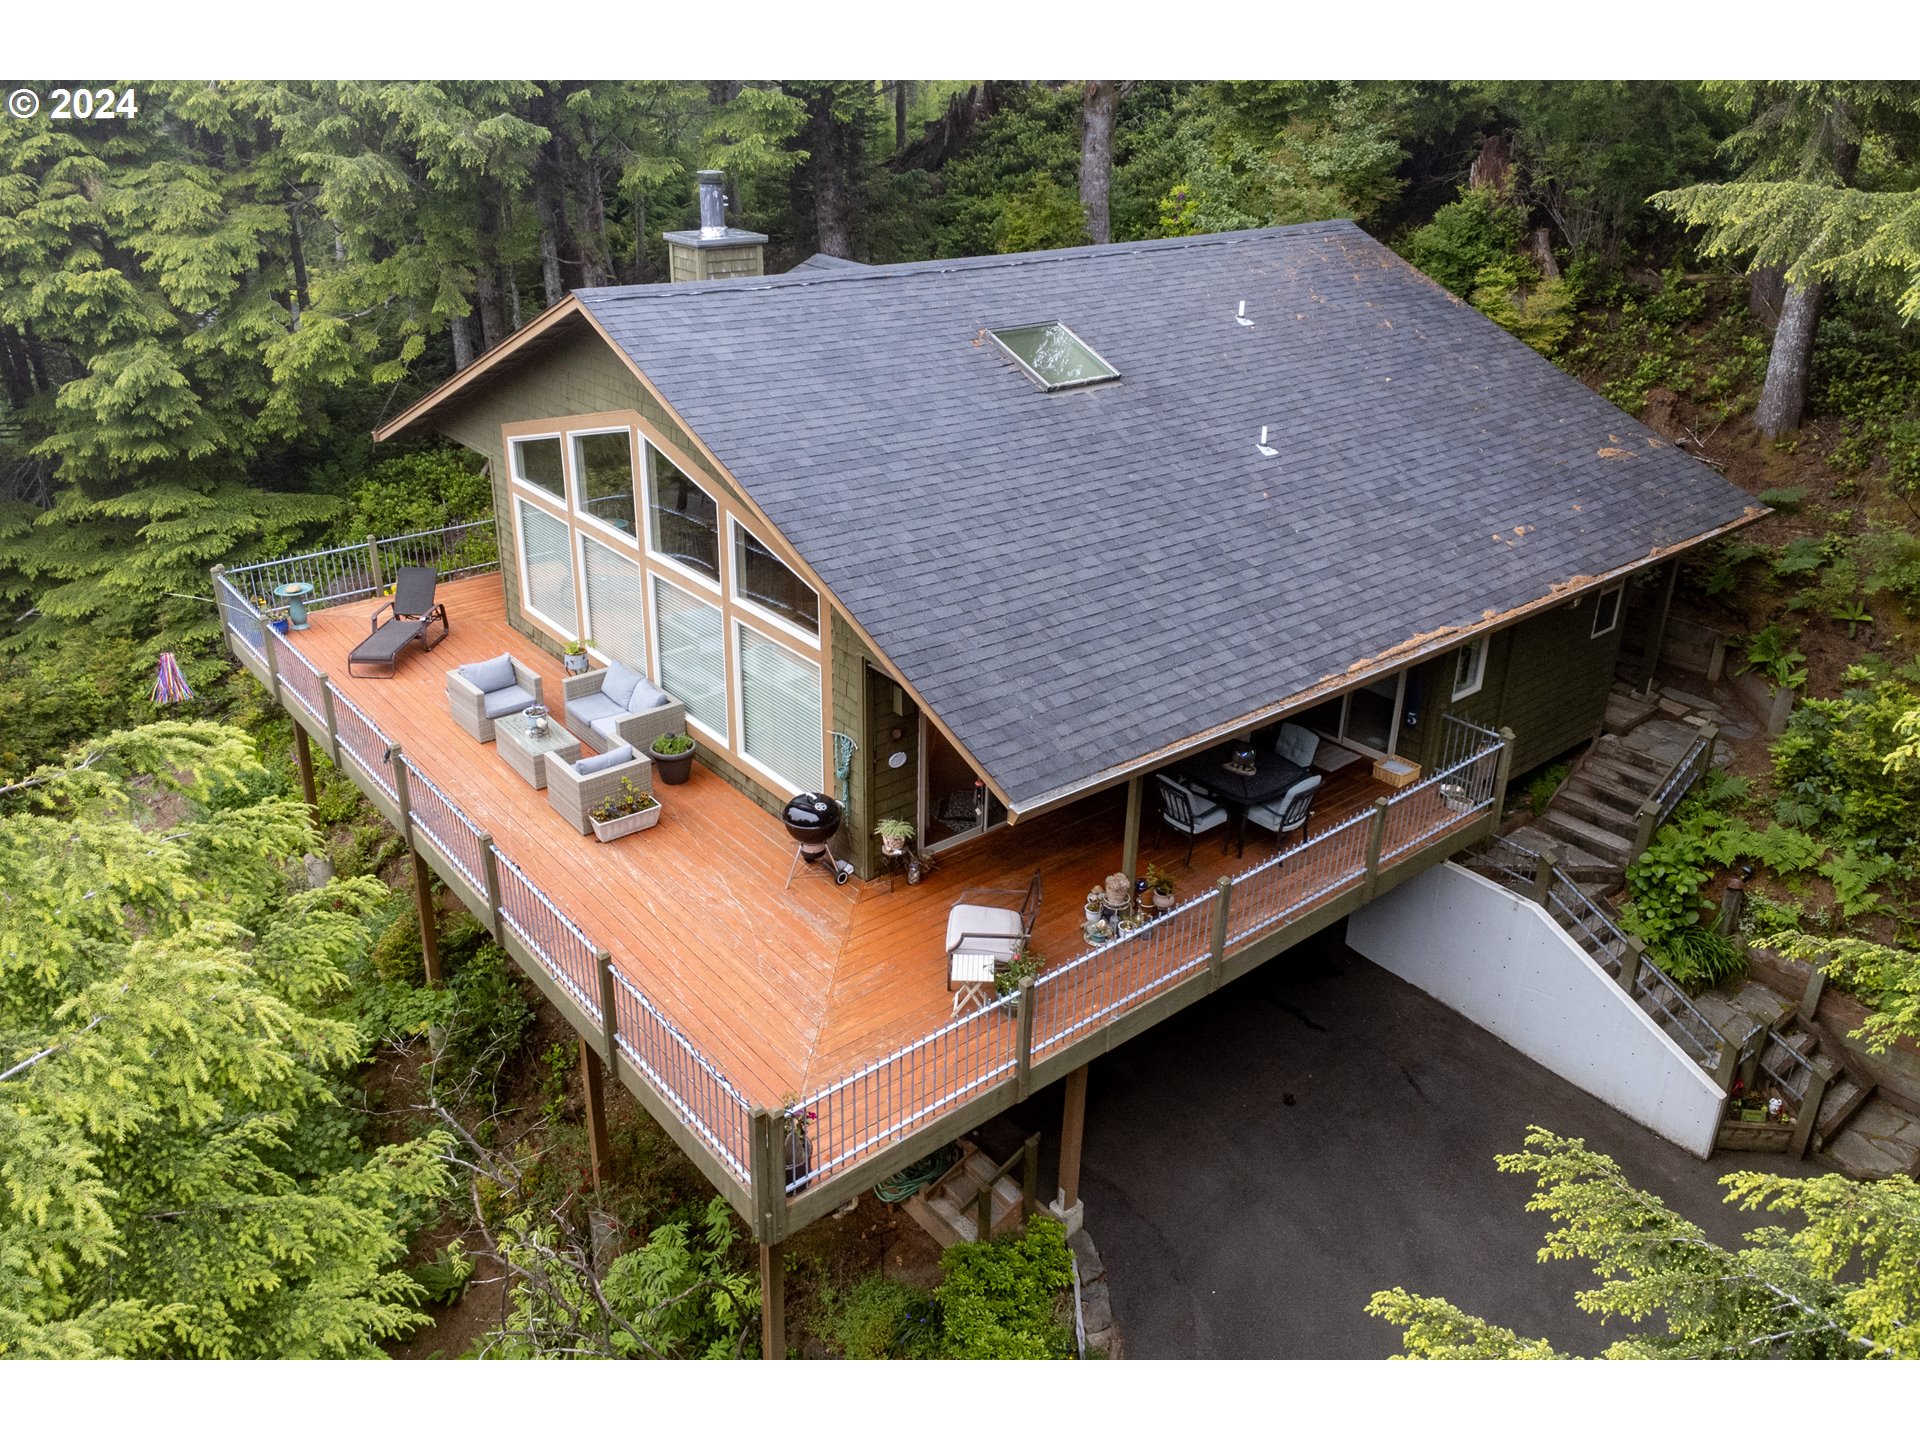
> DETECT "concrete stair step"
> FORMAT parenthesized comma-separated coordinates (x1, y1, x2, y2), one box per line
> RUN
(1593, 734, 1671, 772)
(1539, 811, 1634, 865)
(1503, 825, 1620, 883)
(1581, 755, 1664, 796)
(1821, 1097, 1920, 1179)
(1565, 770, 1652, 811)
(1816, 1077, 1874, 1148)
(1556, 790, 1641, 839)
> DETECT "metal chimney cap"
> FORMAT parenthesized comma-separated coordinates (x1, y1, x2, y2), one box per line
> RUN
(697, 170, 728, 240)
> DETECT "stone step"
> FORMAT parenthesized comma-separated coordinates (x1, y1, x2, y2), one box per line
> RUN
(1581, 753, 1665, 795)
(1816, 1077, 1875, 1148)
(1565, 769, 1652, 811)
(1501, 825, 1620, 883)
(1538, 811, 1634, 865)
(1556, 790, 1641, 839)
(1821, 1097, 1920, 1179)
(1604, 691, 1660, 734)
(1592, 736, 1671, 777)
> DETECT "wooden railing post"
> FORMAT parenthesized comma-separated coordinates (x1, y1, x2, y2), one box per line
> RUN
(1711, 1026, 1742, 1096)
(1631, 800, 1659, 861)
(1015, 977, 1035, 1100)
(1790, 1058, 1834, 1160)
(1735, 1022, 1765, 1092)
(477, 834, 502, 937)
(749, 1107, 785, 1247)
(1209, 878, 1233, 990)
(317, 674, 341, 764)
(1363, 798, 1391, 898)
(1489, 726, 1517, 823)
(389, 743, 414, 844)
(1619, 936, 1646, 997)
(597, 949, 619, 1080)
(209, 564, 233, 658)
(261, 614, 282, 702)
(1530, 843, 1559, 909)
(366, 533, 384, 592)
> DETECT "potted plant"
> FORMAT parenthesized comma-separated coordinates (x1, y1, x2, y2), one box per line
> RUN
(779, 1096, 815, 1193)
(562, 637, 591, 675)
(1440, 781, 1471, 813)
(265, 606, 292, 636)
(1144, 862, 1176, 910)
(588, 777, 661, 841)
(875, 817, 915, 857)
(649, 730, 696, 785)
(1085, 886, 1105, 921)
(995, 946, 1044, 1013)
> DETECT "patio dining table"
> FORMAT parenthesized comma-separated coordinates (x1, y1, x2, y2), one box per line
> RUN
(1175, 742, 1310, 856)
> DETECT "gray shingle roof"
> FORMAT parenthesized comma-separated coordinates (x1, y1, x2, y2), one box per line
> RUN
(576, 222, 1758, 813)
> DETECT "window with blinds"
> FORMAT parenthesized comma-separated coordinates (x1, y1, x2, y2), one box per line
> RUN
(580, 536, 646, 672)
(738, 625, 823, 794)
(516, 498, 578, 634)
(653, 577, 728, 739)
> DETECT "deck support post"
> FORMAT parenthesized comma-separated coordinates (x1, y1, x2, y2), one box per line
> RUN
(580, 1037, 613, 1190)
(390, 747, 442, 987)
(759, 1242, 785, 1359)
(293, 724, 319, 825)
(1120, 774, 1144, 881)
(1637, 558, 1679, 693)
(1049, 1063, 1090, 1235)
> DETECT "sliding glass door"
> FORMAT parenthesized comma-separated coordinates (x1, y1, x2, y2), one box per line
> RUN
(919, 717, 1007, 853)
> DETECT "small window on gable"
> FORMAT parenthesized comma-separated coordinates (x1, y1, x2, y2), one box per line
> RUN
(1592, 583, 1623, 639)
(511, 435, 564, 499)
(1452, 636, 1487, 701)
(988, 322, 1119, 391)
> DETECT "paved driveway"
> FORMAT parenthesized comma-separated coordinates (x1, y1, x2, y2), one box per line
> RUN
(976, 926, 1813, 1359)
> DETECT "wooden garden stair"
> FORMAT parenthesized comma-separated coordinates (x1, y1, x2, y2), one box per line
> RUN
(901, 1137, 1038, 1247)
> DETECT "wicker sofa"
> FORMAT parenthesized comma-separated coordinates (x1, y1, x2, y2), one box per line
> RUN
(546, 745, 655, 835)
(561, 660, 686, 755)
(445, 653, 544, 743)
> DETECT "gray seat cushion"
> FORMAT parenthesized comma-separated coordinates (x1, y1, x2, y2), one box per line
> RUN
(575, 743, 636, 776)
(481, 683, 536, 719)
(568, 689, 625, 736)
(598, 660, 645, 711)
(462, 653, 518, 694)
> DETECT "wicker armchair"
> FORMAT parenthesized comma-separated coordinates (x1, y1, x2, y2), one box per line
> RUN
(445, 655, 544, 743)
(546, 748, 655, 835)
(561, 667, 686, 755)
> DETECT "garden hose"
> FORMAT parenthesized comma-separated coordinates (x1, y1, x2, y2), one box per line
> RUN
(873, 1144, 961, 1204)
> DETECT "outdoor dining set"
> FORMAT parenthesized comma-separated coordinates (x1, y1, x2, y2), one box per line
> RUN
(1152, 722, 1328, 863)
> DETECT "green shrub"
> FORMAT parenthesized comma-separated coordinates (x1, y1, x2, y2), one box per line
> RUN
(369, 907, 424, 985)
(410, 1240, 474, 1306)
(1772, 668, 1920, 851)
(825, 1274, 943, 1359)
(1655, 925, 1746, 992)
(936, 1215, 1076, 1360)
(439, 940, 536, 1107)
(1402, 188, 1525, 297)
(1525, 761, 1570, 816)
(331, 449, 491, 544)
(1756, 485, 1807, 511)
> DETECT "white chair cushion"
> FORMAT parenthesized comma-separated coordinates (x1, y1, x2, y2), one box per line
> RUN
(946, 903, 1024, 964)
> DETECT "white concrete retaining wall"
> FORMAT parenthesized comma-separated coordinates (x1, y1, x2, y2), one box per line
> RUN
(1348, 862, 1724, 1158)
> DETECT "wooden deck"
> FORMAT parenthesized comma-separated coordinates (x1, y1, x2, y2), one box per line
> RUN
(287, 574, 1409, 1107)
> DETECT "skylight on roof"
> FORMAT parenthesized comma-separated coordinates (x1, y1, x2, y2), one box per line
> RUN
(988, 322, 1119, 391)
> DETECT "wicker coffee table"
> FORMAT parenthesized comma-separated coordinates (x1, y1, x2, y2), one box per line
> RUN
(495, 712, 581, 790)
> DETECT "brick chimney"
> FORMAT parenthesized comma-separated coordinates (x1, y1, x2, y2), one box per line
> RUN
(663, 170, 767, 283)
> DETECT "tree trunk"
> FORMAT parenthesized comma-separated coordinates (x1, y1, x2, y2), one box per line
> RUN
(894, 81, 908, 151)
(450, 315, 475, 371)
(1747, 265, 1786, 330)
(1755, 281, 1822, 438)
(1528, 226, 1561, 281)
(285, 203, 311, 326)
(536, 185, 566, 308)
(1468, 133, 1512, 195)
(1079, 81, 1121, 245)
(806, 89, 855, 259)
(0, 324, 35, 408)
(474, 189, 506, 351)
(633, 192, 649, 283)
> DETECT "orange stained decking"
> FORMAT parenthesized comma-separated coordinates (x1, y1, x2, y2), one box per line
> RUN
(290, 574, 1409, 1107)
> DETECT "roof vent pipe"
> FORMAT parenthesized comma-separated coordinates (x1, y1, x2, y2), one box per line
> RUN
(697, 170, 728, 239)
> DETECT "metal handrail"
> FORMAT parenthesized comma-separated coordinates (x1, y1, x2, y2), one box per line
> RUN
(224, 518, 498, 612)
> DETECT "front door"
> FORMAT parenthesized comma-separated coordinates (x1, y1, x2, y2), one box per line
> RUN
(919, 717, 1008, 853)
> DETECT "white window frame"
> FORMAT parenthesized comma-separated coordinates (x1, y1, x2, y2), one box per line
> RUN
(1450, 636, 1487, 701)
(726, 515, 821, 649)
(1591, 583, 1624, 639)
(641, 438, 724, 597)
(729, 617, 826, 798)
(567, 425, 643, 548)
(650, 572, 729, 746)
(575, 529, 648, 671)
(513, 495, 580, 641)
(507, 431, 567, 504)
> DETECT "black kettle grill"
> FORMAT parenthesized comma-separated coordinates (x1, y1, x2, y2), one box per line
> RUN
(783, 792, 854, 888)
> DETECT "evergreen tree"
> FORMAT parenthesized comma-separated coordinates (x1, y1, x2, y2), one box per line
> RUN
(0, 721, 453, 1357)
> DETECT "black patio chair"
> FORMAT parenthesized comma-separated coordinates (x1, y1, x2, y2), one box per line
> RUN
(1246, 773, 1323, 851)
(347, 565, 449, 678)
(1154, 774, 1227, 866)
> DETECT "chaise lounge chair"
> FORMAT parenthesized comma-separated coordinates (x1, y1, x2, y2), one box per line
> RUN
(347, 566, 449, 678)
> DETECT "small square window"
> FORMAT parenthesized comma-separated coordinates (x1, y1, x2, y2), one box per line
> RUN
(1591, 584, 1623, 638)
(1451, 636, 1487, 701)
(511, 436, 564, 498)
(988, 322, 1119, 391)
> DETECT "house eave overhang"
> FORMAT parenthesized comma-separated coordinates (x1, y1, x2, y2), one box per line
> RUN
(371, 296, 591, 444)
(997, 505, 1767, 825)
